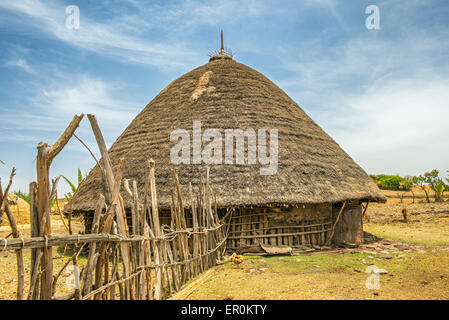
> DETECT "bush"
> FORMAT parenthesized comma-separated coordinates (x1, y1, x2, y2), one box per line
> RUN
(370, 174, 412, 191)
(13, 190, 30, 204)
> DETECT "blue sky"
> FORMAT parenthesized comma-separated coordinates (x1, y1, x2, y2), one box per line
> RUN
(1, 0, 449, 194)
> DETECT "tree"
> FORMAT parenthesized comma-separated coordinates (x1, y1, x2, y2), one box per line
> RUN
(413, 175, 430, 203)
(445, 171, 449, 202)
(370, 174, 412, 190)
(424, 169, 447, 202)
(405, 176, 416, 203)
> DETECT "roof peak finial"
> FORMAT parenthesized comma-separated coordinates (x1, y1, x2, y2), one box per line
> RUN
(208, 29, 234, 62)
(220, 29, 224, 54)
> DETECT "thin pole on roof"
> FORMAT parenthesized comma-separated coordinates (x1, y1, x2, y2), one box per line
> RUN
(220, 29, 225, 55)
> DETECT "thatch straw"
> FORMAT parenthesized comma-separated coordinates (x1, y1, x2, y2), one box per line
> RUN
(68, 58, 385, 212)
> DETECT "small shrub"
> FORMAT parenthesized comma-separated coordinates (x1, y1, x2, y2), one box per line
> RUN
(13, 190, 30, 204)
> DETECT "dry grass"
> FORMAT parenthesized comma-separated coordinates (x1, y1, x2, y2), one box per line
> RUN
(364, 202, 449, 246)
(1, 195, 67, 227)
(0, 217, 85, 300)
(1, 194, 31, 226)
(187, 249, 449, 300)
(0, 246, 88, 300)
(187, 200, 449, 300)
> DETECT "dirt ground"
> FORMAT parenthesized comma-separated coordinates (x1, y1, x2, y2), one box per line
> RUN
(0, 216, 85, 300)
(187, 248, 449, 300)
(1, 199, 448, 300)
(188, 200, 449, 300)
(364, 201, 449, 246)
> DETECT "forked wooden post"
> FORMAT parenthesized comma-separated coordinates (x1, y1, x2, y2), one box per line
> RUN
(36, 114, 84, 300)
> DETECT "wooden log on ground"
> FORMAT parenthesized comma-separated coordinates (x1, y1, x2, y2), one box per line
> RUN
(260, 243, 292, 256)
(235, 245, 265, 254)
(168, 269, 215, 300)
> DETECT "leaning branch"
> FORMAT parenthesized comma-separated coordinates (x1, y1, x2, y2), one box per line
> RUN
(73, 133, 103, 171)
(0, 167, 16, 211)
(47, 114, 84, 163)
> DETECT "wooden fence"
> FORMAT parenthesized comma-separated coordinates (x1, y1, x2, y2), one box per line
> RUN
(0, 114, 226, 300)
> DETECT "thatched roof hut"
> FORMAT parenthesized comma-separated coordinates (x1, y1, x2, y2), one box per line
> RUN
(68, 54, 385, 211)
(69, 54, 384, 214)
(66, 50, 385, 247)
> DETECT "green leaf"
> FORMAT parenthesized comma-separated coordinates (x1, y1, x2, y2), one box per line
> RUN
(61, 175, 77, 194)
(78, 168, 83, 185)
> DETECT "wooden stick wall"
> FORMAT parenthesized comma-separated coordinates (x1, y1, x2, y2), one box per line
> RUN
(226, 208, 332, 249)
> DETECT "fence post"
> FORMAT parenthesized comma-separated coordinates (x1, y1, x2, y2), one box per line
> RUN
(36, 114, 84, 300)
(29, 181, 40, 299)
(148, 159, 163, 300)
(88, 114, 132, 299)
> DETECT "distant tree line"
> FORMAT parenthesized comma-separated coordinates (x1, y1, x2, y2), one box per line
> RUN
(370, 169, 449, 202)
(369, 174, 412, 191)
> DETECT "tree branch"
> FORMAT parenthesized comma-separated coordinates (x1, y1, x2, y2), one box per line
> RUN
(47, 114, 84, 163)
(0, 167, 16, 211)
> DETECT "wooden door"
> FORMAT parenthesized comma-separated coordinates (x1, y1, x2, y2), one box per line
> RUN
(332, 205, 363, 245)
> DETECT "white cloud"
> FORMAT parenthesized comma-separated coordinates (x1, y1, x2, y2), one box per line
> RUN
(329, 75, 449, 175)
(0, 0, 276, 70)
(0, 0, 202, 69)
(0, 73, 140, 194)
(34, 77, 136, 123)
(5, 58, 34, 74)
(1, 75, 140, 148)
(272, 3, 449, 177)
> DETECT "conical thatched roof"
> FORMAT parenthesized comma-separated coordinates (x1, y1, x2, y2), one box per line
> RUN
(69, 58, 385, 212)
